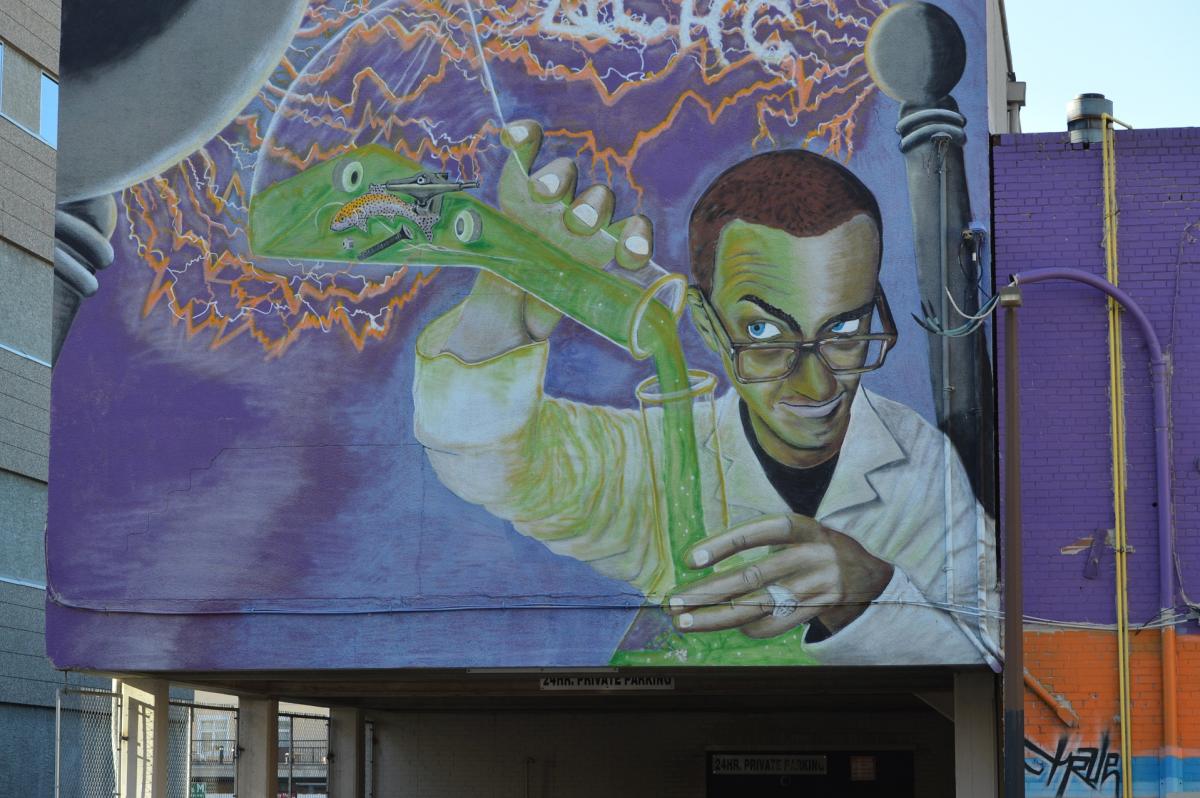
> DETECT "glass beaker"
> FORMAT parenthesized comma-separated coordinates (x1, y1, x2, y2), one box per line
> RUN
(635, 368, 729, 600)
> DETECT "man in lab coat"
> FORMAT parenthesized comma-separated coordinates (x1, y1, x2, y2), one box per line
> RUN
(413, 121, 997, 666)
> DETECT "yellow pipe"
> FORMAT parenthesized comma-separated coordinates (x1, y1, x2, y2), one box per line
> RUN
(1102, 113, 1134, 798)
(1103, 113, 1180, 796)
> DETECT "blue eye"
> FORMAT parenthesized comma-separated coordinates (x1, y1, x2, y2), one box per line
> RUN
(746, 321, 781, 340)
(829, 318, 861, 335)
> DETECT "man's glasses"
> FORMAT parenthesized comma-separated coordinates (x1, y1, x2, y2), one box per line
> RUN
(696, 286, 898, 384)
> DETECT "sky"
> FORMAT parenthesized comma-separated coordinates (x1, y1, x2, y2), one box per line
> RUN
(1004, 0, 1200, 133)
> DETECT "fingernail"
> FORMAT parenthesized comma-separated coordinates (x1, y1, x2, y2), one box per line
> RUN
(691, 548, 711, 567)
(506, 124, 529, 143)
(571, 203, 599, 227)
(678, 613, 694, 629)
(536, 173, 561, 194)
(625, 235, 649, 256)
(668, 596, 685, 611)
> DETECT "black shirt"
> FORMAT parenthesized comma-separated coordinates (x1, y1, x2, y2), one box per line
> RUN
(739, 400, 839, 642)
(739, 400, 839, 517)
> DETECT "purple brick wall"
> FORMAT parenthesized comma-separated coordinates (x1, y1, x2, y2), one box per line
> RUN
(993, 128, 1200, 627)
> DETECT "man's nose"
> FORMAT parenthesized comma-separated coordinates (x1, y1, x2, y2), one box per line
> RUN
(785, 347, 838, 400)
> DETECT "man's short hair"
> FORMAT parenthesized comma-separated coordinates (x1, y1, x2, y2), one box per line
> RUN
(688, 150, 883, 296)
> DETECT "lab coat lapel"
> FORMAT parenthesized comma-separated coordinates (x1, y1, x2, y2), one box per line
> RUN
(704, 392, 790, 519)
(816, 389, 906, 519)
(701, 389, 905, 524)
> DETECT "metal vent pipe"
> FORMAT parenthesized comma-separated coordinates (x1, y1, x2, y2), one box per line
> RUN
(1067, 93, 1114, 145)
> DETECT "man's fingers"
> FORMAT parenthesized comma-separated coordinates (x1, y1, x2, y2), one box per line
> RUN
(671, 590, 772, 632)
(741, 610, 813, 639)
(612, 214, 653, 271)
(529, 158, 577, 204)
(741, 574, 838, 638)
(670, 571, 833, 634)
(501, 120, 543, 175)
(564, 185, 614, 236)
(666, 546, 823, 611)
(686, 514, 825, 569)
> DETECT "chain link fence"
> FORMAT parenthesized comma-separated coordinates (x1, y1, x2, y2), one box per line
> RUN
(55, 687, 121, 798)
(279, 712, 330, 797)
(162, 703, 328, 798)
(180, 702, 238, 798)
(55, 692, 333, 798)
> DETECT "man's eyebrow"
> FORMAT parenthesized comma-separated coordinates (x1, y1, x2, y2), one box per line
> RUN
(821, 299, 876, 331)
(739, 295, 802, 333)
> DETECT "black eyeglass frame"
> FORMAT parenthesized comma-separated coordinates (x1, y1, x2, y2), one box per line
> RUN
(694, 284, 899, 384)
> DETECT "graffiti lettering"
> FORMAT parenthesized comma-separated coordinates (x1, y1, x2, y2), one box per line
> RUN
(539, 0, 671, 46)
(538, 0, 798, 65)
(1025, 734, 1120, 797)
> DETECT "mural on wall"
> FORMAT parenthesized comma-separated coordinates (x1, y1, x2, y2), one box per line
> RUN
(47, 0, 998, 669)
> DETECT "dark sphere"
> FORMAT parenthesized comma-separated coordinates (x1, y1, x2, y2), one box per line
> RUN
(61, 0, 198, 78)
(865, 1, 967, 104)
(57, 0, 308, 202)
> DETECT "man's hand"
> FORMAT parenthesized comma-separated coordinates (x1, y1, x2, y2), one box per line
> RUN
(439, 119, 655, 362)
(663, 514, 894, 638)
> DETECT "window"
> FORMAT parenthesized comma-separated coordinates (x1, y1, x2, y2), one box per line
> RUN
(39, 73, 57, 148)
(0, 39, 58, 148)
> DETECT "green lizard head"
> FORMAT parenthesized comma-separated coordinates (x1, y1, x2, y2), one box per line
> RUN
(247, 145, 487, 279)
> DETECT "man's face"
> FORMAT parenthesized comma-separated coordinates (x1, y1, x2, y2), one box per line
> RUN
(698, 214, 881, 469)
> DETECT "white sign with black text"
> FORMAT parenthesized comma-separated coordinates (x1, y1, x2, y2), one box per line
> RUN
(538, 675, 675, 691)
(710, 754, 828, 776)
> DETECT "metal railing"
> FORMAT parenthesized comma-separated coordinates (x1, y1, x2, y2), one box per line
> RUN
(188, 738, 238, 765)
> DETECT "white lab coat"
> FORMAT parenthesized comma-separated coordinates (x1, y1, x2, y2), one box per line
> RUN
(413, 303, 1000, 667)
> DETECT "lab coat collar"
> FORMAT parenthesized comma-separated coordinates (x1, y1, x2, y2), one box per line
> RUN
(704, 387, 907, 522)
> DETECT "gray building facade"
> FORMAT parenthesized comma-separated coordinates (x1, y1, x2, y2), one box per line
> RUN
(0, 2, 103, 794)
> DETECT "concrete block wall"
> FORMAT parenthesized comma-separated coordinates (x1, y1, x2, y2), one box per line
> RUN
(0, 0, 57, 263)
(994, 127, 1200, 794)
(0, 4, 94, 798)
(369, 707, 954, 798)
(0, 118, 56, 261)
(0, 0, 59, 76)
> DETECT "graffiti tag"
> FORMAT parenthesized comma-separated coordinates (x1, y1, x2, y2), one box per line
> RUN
(538, 0, 802, 65)
(1025, 734, 1120, 797)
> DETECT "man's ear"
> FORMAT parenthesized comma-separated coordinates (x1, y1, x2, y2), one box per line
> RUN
(687, 287, 720, 354)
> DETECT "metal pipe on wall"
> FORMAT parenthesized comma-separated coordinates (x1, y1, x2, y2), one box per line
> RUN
(1099, 111, 1135, 798)
(1013, 267, 1178, 795)
(1000, 283, 1024, 798)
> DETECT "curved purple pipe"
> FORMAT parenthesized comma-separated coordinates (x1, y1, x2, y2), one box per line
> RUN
(1012, 267, 1173, 619)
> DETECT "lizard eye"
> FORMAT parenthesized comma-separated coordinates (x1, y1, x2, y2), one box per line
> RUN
(333, 160, 364, 193)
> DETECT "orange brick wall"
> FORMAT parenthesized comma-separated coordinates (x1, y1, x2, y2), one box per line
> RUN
(1024, 629, 1200, 757)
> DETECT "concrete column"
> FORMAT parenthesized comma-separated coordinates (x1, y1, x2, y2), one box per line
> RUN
(236, 698, 279, 798)
(329, 708, 365, 798)
(369, 711, 405, 796)
(954, 670, 999, 798)
(117, 677, 170, 798)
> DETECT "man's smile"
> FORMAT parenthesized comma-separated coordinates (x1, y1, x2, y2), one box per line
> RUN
(776, 391, 845, 420)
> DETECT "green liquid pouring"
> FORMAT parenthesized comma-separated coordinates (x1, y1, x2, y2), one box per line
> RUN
(248, 148, 815, 665)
